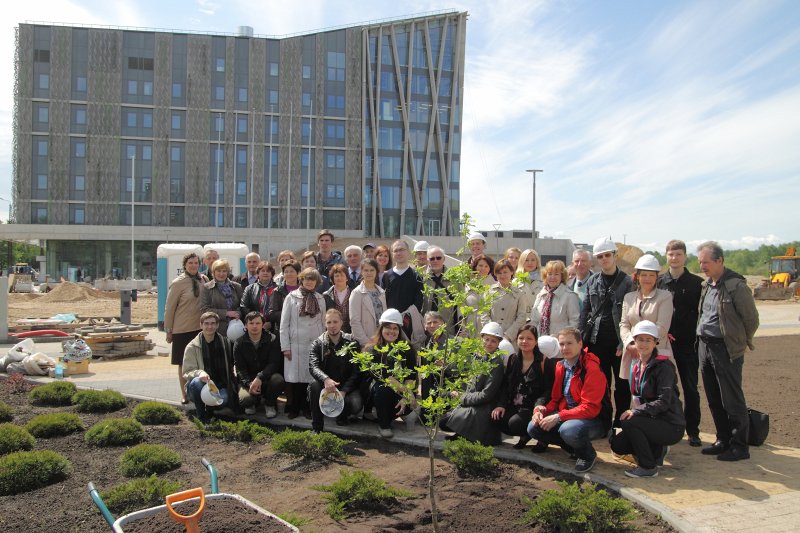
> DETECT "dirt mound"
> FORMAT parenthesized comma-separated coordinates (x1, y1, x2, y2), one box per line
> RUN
(616, 243, 645, 273)
(39, 282, 118, 303)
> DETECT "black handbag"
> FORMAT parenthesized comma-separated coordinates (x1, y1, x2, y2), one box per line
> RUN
(748, 408, 769, 446)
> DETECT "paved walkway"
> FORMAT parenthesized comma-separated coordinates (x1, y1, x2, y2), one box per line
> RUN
(4, 328, 800, 533)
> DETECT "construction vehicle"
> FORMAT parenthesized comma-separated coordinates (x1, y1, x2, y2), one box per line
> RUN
(753, 247, 800, 300)
(8, 263, 37, 293)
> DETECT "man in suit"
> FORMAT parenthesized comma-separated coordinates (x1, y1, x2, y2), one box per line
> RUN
(344, 245, 363, 289)
(235, 252, 260, 289)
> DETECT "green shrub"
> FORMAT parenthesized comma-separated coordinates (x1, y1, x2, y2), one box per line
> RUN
(132, 401, 182, 425)
(272, 430, 351, 461)
(0, 450, 72, 495)
(442, 437, 499, 477)
(100, 474, 183, 516)
(29, 381, 77, 406)
(24, 413, 84, 438)
(72, 389, 127, 413)
(0, 423, 35, 455)
(521, 481, 637, 532)
(276, 512, 312, 528)
(85, 418, 144, 446)
(119, 444, 181, 477)
(0, 400, 13, 422)
(193, 418, 275, 443)
(315, 470, 412, 520)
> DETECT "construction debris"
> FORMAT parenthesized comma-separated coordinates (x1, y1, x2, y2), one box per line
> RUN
(78, 325, 154, 359)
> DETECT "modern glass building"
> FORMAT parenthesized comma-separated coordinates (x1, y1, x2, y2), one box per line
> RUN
(7, 12, 466, 280)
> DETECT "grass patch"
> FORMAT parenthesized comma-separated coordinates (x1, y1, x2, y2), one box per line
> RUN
(272, 430, 351, 462)
(0, 423, 35, 455)
(521, 481, 637, 532)
(276, 512, 312, 528)
(100, 475, 183, 516)
(193, 418, 275, 443)
(132, 401, 182, 425)
(0, 400, 13, 422)
(29, 381, 77, 406)
(0, 450, 72, 496)
(119, 444, 181, 477)
(314, 469, 412, 520)
(85, 418, 144, 447)
(72, 389, 127, 413)
(442, 437, 499, 477)
(24, 413, 84, 438)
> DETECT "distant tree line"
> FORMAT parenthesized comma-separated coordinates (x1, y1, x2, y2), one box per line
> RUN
(643, 242, 800, 277)
(1, 240, 42, 272)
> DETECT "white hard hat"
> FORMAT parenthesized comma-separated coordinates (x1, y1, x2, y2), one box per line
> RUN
(538, 335, 562, 359)
(634, 254, 661, 272)
(467, 232, 486, 243)
(319, 389, 345, 418)
(413, 240, 430, 253)
(592, 237, 617, 256)
(200, 381, 224, 406)
(632, 320, 660, 341)
(480, 322, 504, 339)
(498, 339, 515, 357)
(379, 308, 404, 326)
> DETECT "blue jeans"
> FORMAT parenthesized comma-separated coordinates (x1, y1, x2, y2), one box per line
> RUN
(528, 417, 605, 460)
(187, 377, 230, 422)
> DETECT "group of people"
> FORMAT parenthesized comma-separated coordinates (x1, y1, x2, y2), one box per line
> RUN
(163, 229, 760, 478)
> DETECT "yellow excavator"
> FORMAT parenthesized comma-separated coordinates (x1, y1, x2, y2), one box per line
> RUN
(753, 247, 800, 299)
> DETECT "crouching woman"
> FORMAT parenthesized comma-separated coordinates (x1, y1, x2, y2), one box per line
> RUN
(610, 320, 685, 478)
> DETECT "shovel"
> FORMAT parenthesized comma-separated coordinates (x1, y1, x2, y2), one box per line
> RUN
(165, 487, 206, 533)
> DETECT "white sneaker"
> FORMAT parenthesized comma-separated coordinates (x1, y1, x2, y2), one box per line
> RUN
(244, 406, 256, 415)
(379, 428, 394, 438)
(264, 406, 277, 419)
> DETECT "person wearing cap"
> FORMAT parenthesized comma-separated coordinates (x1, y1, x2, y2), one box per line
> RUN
(362, 243, 376, 260)
(362, 309, 419, 438)
(531, 260, 581, 337)
(619, 254, 674, 392)
(439, 322, 506, 445)
(343, 245, 364, 289)
(491, 324, 553, 449)
(610, 321, 686, 478)
(233, 311, 285, 418)
(422, 246, 458, 336)
(528, 327, 612, 473)
(481, 259, 528, 347)
(695, 241, 759, 461)
(579, 237, 633, 427)
(516, 249, 544, 315)
(183, 311, 237, 423)
(413, 240, 430, 268)
(381, 240, 424, 336)
(657, 239, 703, 447)
(466, 232, 487, 269)
(308, 309, 363, 433)
(567, 249, 593, 308)
(349, 258, 387, 347)
(315, 229, 345, 279)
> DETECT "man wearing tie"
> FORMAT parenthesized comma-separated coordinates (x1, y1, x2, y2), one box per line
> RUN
(344, 245, 363, 289)
(567, 249, 592, 307)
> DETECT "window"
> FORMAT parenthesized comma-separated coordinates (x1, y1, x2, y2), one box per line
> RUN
(142, 146, 152, 160)
(74, 142, 85, 157)
(70, 206, 85, 224)
(171, 114, 181, 129)
(237, 116, 248, 134)
(237, 181, 247, 196)
(327, 51, 345, 81)
(74, 175, 85, 191)
(143, 81, 153, 96)
(269, 62, 278, 76)
(238, 88, 247, 102)
(34, 49, 50, 62)
(39, 74, 49, 89)
(76, 77, 87, 92)
(36, 174, 47, 189)
(326, 94, 345, 110)
(268, 90, 278, 105)
(214, 115, 224, 132)
(127, 80, 137, 95)
(142, 113, 153, 129)
(75, 109, 86, 125)
(38, 140, 48, 156)
(127, 113, 136, 127)
(214, 86, 224, 100)
(302, 92, 312, 107)
(38, 106, 49, 123)
(215, 58, 225, 72)
(302, 65, 311, 79)
(126, 144, 136, 158)
(33, 206, 47, 224)
(172, 83, 182, 98)
(171, 146, 181, 161)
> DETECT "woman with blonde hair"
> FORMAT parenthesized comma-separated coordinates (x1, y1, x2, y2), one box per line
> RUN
(200, 259, 243, 336)
(503, 247, 523, 272)
(516, 248, 544, 314)
(531, 260, 580, 336)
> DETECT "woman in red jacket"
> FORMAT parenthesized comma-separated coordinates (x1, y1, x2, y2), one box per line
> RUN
(527, 327, 612, 474)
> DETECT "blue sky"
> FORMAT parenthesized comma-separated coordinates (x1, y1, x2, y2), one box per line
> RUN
(2, 0, 798, 252)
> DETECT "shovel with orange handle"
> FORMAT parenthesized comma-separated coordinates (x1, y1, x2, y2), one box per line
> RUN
(165, 487, 206, 533)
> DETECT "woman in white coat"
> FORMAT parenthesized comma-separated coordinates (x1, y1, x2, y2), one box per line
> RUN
(481, 259, 528, 345)
(280, 267, 326, 418)
(531, 260, 580, 336)
(619, 254, 674, 381)
(349, 258, 386, 347)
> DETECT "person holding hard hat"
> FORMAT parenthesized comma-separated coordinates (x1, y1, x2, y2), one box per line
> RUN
(610, 321, 685, 478)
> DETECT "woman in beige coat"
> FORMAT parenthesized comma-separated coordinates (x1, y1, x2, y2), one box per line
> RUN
(481, 259, 528, 345)
(619, 254, 674, 380)
(164, 252, 203, 403)
(349, 258, 386, 347)
(530, 260, 580, 336)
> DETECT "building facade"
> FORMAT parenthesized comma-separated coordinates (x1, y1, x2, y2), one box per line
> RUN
(9, 12, 466, 279)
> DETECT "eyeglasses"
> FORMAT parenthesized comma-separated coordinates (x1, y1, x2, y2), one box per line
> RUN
(429, 256, 443, 261)
(596, 252, 613, 259)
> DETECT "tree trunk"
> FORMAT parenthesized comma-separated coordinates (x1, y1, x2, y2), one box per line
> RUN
(428, 441, 439, 532)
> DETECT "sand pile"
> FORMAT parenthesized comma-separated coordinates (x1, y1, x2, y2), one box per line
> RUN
(39, 282, 119, 302)
(616, 243, 645, 274)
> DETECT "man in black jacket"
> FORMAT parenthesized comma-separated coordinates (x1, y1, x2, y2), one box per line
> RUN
(658, 239, 703, 447)
(382, 239, 424, 339)
(308, 309, 362, 432)
(233, 311, 285, 418)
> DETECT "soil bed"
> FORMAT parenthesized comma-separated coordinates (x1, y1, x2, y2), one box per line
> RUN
(0, 381, 674, 533)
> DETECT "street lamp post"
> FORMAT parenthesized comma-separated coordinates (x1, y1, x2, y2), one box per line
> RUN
(492, 223, 501, 259)
(525, 169, 543, 251)
(130, 154, 136, 281)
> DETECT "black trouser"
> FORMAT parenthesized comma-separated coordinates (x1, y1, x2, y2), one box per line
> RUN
(673, 343, 701, 437)
(308, 381, 363, 432)
(238, 373, 285, 408)
(699, 339, 749, 450)
(493, 406, 533, 437)
(610, 416, 685, 469)
(370, 382, 404, 429)
(286, 382, 310, 415)
(590, 325, 630, 424)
